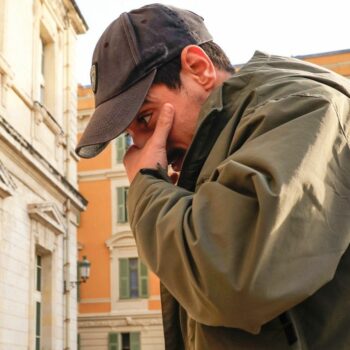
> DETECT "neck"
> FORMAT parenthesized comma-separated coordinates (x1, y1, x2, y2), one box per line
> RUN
(215, 69, 232, 88)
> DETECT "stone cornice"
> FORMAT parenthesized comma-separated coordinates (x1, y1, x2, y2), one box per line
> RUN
(105, 231, 134, 251)
(78, 167, 127, 182)
(0, 114, 87, 210)
(28, 202, 66, 235)
(78, 312, 163, 328)
(64, 0, 88, 34)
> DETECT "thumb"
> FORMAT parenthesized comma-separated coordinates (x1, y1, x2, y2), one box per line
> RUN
(151, 103, 174, 147)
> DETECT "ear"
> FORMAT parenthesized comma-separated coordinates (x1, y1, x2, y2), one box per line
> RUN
(180, 45, 217, 91)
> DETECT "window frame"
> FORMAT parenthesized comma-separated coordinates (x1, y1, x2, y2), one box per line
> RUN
(107, 232, 149, 313)
(116, 186, 129, 224)
(108, 332, 141, 350)
(119, 257, 148, 300)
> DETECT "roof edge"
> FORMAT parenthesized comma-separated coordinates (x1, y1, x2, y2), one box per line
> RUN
(295, 48, 350, 60)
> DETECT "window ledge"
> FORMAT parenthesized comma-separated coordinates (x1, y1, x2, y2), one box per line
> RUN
(0, 161, 16, 198)
(34, 101, 64, 137)
(0, 53, 14, 79)
(28, 202, 66, 235)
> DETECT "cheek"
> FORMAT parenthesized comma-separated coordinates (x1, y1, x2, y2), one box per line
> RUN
(131, 130, 153, 148)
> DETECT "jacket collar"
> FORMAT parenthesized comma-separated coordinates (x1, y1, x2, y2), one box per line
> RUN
(177, 84, 227, 191)
(177, 51, 268, 191)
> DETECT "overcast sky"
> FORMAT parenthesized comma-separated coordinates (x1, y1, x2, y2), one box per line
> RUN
(75, 0, 350, 85)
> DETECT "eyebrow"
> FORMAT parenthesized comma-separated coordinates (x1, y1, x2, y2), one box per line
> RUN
(140, 96, 154, 109)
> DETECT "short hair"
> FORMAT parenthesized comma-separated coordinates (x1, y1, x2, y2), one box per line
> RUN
(153, 41, 235, 89)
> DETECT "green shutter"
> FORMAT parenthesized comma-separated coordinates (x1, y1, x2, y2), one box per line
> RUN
(125, 188, 129, 222)
(36, 302, 41, 336)
(130, 332, 140, 350)
(119, 258, 130, 299)
(116, 136, 126, 163)
(35, 302, 41, 350)
(108, 333, 119, 350)
(138, 261, 148, 298)
(117, 187, 126, 223)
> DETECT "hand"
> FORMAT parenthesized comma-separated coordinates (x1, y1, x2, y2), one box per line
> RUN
(124, 103, 175, 183)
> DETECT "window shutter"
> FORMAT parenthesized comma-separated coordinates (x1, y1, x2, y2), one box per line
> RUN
(117, 188, 126, 223)
(130, 332, 141, 350)
(36, 255, 42, 291)
(35, 302, 41, 350)
(138, 261, 148, 298)
(116, 136, 126, 163)
(119, 258, 130, 299)
(108, 333, 119, 350)
(125, 188, 129, 222)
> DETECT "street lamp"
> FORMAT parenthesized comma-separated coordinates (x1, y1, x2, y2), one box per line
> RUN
(78, 256, 91, 282)
(64, 256, 91, 293)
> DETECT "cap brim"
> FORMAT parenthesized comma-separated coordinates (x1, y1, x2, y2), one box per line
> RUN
(76, 69, 157, 158)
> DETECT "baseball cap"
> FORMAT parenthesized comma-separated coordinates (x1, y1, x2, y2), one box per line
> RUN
(75, 3, 212, 158)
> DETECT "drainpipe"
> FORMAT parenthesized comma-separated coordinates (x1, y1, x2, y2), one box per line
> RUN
(63, 198, 72, 350)
(63, 13, 72, 350)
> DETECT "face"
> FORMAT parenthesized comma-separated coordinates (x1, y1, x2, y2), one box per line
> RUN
(126, 80, 208, 171)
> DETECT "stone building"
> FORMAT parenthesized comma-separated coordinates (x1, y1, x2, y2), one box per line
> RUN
(77, 85, 165, 350)
(0, 0, 87, 349)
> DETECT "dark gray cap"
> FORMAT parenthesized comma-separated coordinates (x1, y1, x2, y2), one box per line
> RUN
(75, 3, 212, 158)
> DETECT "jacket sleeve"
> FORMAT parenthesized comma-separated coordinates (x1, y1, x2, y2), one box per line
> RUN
(127, 92, 350, 334)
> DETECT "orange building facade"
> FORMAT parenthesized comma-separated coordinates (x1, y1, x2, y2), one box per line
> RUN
(297, 49, 350, 78)
(76, 48, 350, 350)
(77, 86, 164, 350)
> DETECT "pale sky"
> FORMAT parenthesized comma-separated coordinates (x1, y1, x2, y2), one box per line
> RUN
(75, 0, 350, 85)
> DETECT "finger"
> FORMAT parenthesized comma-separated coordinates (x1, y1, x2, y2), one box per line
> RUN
(151, 103, 174, 147)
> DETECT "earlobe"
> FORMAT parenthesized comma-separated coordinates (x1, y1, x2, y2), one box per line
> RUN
(180, 45, 216, 91)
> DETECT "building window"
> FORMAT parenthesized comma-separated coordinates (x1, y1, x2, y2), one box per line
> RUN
(108, 332, 140, 350)
(35, 302, 41, 350)
(115, 133, 133, 163)
(119, 258, 148, 299)
(39, 37, 46, 105)
(33, 248, 53, 349)
(36, 255, 42, 291)
(117, 187, 129, 223)
(35, 255, 42, 350)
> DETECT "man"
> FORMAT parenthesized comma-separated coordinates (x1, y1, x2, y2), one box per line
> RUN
(76, 4, 350, 350)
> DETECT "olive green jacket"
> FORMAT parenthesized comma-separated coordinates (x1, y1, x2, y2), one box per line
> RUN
(128, 51, 350, 349)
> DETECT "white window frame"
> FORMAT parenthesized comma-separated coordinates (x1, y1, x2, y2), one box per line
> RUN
(108, 331, 141, 350)
(118, 257, 148, 300)
(114, 133, 133, 165)
(116, 186, 129, 224)
(106, 232, 148, 314)
(112, 179, 131, 234)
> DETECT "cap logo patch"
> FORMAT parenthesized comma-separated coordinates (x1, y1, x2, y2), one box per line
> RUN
(90, 64, 98, 93)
